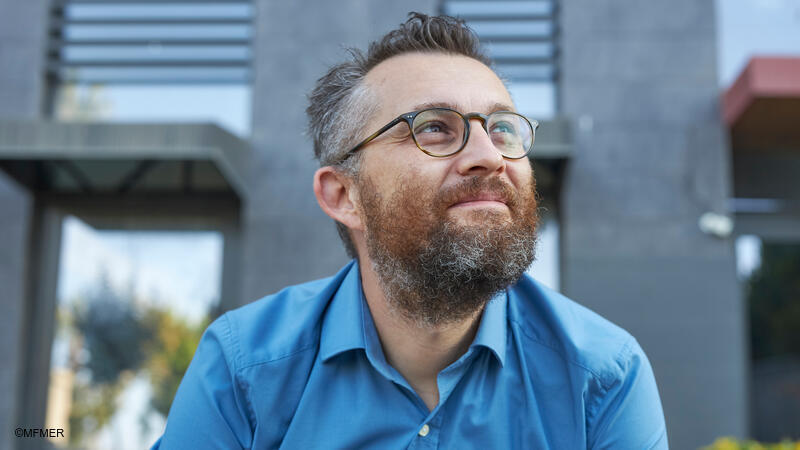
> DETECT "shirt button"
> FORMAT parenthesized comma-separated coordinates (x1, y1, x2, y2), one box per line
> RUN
(419, 424, 430, 437)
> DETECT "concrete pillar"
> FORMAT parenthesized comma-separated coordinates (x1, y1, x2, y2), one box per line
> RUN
(0, 1, 49, 448)
(18, 202, 63, 450)
(220, 219, 244, 311)
(0, 177, 33, 450)
(559, 1, 747, 448)
(0, 0, 48, 118)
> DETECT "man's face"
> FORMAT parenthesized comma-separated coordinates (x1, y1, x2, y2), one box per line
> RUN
(354, 52, 539, 327)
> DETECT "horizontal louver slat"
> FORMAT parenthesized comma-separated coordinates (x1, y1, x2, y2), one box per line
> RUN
(49, 0, 253, 84)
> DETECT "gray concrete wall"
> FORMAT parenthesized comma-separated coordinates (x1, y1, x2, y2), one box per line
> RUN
(245, 1, 437, 302)
(559, 1, 748, 448)
(0, 0, 47, 119)
(0, 1, 47, 448)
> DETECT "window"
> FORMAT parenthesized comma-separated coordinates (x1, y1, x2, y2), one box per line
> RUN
(442, 0, 559, 118)
(48, 0, 253, 137)
(47, 217, 223, 448)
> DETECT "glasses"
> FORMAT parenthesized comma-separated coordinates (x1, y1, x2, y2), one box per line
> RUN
(345, 107, 539, 160)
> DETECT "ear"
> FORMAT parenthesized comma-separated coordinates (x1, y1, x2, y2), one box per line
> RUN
(313, 166, 364, 232)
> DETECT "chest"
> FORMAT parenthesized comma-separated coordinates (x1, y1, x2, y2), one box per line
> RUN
(250, 351, 590, 450)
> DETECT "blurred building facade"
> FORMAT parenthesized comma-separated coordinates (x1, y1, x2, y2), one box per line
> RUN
(3, 0, 798, 449)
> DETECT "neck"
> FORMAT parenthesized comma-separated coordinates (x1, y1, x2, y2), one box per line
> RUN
(358, 258, 484, 410)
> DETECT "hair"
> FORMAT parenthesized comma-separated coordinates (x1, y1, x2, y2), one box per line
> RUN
(306, 12, 492, 258)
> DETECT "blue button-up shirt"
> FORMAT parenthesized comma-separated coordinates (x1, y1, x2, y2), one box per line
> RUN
(153, 261, 667, 449)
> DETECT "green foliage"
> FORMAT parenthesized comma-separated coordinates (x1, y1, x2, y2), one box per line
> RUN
(141, 307, 207, 417)
(702, 437, 800, 450)
(63, 273, 209, 446)
(68, 376, 125, 445)
(68, 276, 149, 445)
(71, 278, 148, 384)
(747, 243, 800, 360)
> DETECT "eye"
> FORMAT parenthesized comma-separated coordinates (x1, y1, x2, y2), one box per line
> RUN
(490, 121, 516, 134)
(415, 121, 448, 134)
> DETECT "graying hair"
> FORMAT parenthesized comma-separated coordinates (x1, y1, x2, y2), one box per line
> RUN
(308, 71, 375, 173)
(306, 55, 376, 258)
(306, 12, 491, 258)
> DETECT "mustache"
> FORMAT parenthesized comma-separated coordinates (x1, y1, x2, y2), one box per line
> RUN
(437, 176, 519, 210)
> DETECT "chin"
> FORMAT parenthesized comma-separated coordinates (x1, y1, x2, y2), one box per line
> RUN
(448, 207, 512, 225)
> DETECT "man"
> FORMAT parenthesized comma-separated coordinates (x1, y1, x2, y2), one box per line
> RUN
(154, 13, 668, 449)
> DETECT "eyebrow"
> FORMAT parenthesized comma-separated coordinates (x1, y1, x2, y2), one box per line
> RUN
(409, 101, 516, 114)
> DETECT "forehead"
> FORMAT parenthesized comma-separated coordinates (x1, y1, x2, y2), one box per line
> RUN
(363, 52, 514, 120)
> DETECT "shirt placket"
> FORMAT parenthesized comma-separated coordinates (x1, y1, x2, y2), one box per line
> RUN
(406, 349, 479, 450)
(407, 410, 444, 450)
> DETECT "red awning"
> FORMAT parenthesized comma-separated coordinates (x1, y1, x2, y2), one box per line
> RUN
(723, 56, 800, 152)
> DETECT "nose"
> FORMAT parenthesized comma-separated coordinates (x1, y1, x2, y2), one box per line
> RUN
(454, 117, 506, 176)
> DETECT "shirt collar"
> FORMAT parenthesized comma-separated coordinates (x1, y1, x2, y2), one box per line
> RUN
(469, 290, 508, 367)
(319, 260, 367, 362)
(320, 260, 509, 368)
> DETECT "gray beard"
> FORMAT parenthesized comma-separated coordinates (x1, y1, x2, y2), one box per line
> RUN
(366, 212, 538, 328)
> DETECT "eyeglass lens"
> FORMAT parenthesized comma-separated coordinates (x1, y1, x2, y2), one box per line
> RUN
(411, 109, 533, 158)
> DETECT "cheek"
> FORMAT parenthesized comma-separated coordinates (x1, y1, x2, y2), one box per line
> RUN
(362, 149, 457, 207)
(384, 172, 440, 215)
(382, 160, 443, 193)
(510, 161, 535, 190)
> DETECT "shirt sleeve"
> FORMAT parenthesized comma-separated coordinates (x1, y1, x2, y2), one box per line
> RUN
(151, 314, 253, 449)
(587, 338, 669, 450)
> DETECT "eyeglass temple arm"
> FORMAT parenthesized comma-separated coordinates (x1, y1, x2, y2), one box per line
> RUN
(346, 115, 407, 155)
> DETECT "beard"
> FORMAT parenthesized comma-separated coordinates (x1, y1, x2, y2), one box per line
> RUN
(357, 171, 539, 328)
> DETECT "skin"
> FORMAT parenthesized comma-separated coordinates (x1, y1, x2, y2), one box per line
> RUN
(313, 52, 535, 411)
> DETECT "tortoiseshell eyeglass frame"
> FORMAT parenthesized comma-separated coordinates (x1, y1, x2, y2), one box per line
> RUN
(341, 107, 539, 162)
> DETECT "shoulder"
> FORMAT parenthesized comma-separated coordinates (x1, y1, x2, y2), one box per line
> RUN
(508, 274, 642, 389)
(212, 262, 354, 372)
(155, 264, 356, 449)
(509, 275, 667, 446)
